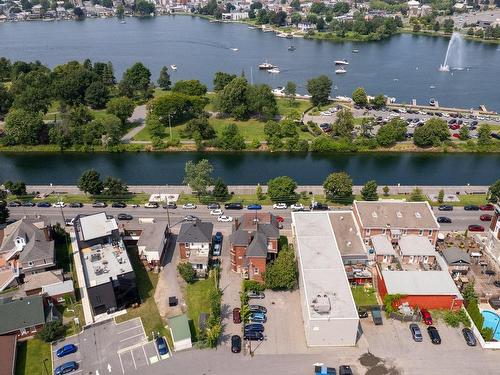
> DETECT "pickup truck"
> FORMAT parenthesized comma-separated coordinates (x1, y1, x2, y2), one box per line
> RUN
(371, 307, 383, 325)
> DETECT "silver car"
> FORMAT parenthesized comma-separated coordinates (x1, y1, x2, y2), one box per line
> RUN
(410, 323, 423, 342)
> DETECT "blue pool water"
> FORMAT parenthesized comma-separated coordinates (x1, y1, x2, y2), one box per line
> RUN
(481, 310, 500, 341)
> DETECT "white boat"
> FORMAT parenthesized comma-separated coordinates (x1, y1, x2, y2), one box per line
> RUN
(170, 65, 177, 70)
(268, 68, 280, 74)
(335, 67, 347, 74)
(334, 60, 349, 65)
(258, 61, 275, 70)
(352, 49, 359, 53)
(248, 26, 256, 29)
(120, 20, 126, 24)
(276, 33, 288, 38)
(230, 48, 238, 51)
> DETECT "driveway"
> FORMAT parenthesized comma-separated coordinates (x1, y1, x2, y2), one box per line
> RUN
(121, 105, 147, 143)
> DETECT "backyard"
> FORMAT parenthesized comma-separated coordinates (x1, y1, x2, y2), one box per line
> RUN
(15, 339, 51, 375)
(185, 276, 217, 341)
(351, 285, 378, 307)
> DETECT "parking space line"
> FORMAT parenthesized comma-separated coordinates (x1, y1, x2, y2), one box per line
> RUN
(118, 326, 142, 334)
(131, 348, 137, 369)
(120, 333, 144, 342)
(118, 352, 125, 374)
(142, 345, 149, 365)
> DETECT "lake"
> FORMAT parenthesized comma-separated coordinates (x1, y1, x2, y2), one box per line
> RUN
(1, 16, 500, 110)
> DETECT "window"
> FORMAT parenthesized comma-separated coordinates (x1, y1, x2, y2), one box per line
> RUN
(253, 267, 259, 275)
(419, 230, 424, 236)
(402, 229, 407, 235)
(184, 243, 189, 248)
(382, 229, 386, 235)
(428, 230, 432, 236)
(28, 261, 34, 267)
(365, 229, 371, 236)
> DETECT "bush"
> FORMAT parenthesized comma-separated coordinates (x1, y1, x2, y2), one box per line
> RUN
(443, 309, 470, 328)
(37, 320, 66, 342)
(242, 280, 265, 292)
(263, 245, 298, 290)
(177, 262, 197, 284)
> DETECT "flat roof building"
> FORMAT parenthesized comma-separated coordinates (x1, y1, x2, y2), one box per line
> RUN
(292, 212, 359, 347)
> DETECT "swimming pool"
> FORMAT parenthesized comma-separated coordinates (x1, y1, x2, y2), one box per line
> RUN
(481, 310, 500, 341)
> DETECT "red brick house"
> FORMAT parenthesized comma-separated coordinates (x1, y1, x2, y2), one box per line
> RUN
(229, 213, 280, 282)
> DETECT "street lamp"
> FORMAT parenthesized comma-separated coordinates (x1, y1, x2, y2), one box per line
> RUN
(168, 113, 172, 141)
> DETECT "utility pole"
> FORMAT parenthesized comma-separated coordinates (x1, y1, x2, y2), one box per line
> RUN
(168, 113, 172, 141)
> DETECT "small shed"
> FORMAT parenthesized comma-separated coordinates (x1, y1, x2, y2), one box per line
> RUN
(168, 314, 192, 351)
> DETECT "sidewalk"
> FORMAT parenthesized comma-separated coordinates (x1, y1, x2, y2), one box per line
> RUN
(69, 230, 93, 325)
(121, 105, 147, 143)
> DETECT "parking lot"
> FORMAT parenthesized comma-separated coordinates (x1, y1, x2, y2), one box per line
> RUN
(52, 318, 170, 374)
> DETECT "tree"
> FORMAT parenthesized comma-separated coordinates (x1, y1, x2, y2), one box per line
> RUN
(11, 70, 52, 113)
(264, 120, 281, 141)
(0, 84, 13, 118)
(212, 178, 229, 201)
(177, 262, 196, 284)
(73, 6, 85, 19)
(316, 17, 325, 31)
(148, 92, 205, 126)
(119, 62, 151, 99)
(488, 179, 500, 203)
(376, 118, 407, 146)
(437, 189, 445, 204)
(458, 125, 470, 140)
(409, 187, 425, 202)
(52, 63, 98, 106)
(413, 118, 449, 147)
(352, 87, 368, 107)
(371, 94, 386, 109)
(4, 108, 44, 145)
(106, 97, 135, 126)
(433, 21, 440, 32)
(361, 180, 378, 201)
(307, 75, 332, 107)
(135, 0, 155, 16)
(216, 77, 249, 120)
(267, 176, 297, 203)
(103, 176, 128, 196)
(323, 171, 353, 202)
(182, 115, 216, 140)
(443, 19, 454, 34)
(217, 123, 246, 150)
(78, 169, 103, 195)
(477, 124, 492, 146)
(85, 81, 109, 109)
(247, 84, 278, 120)
(0, 198, 8, 224)
(4, 181, 27, 196)
(156, 66, 171, 91)
(172, 80, 207, 97)
(37, 320, 65, 342)
(183, 159, 214, 197)
(116, 4, 125, 19)
(264, 245, 298, 290)
(256, 183, 264, 201)
(290, 0, 301, 11)
(284, 81, 296, 104)
(213, 72, 237, 92)
(383, 185, 390, 197)
(333, 108, 354, 139)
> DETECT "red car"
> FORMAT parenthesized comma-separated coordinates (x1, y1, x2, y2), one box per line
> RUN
(232, 307, 241, 324)
(276, 216, 284, 223)
(449, 124, 460, 130)
(468, 224, 485, 232)
(480, 214, 492, 222)
(452, 133, 460, 139)
(421, 308, 433, 325)
(480, 204, 494, 211)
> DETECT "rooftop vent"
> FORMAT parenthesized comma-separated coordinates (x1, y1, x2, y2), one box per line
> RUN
(415, 212, 422, 219)
(349, 227, 353, 232)
(396, 211, 403, 218)
(311, 294, 331, 314)
(372, 212, 378, 218)
(346, 241, 352, 247)
(340, 216, 344, 220)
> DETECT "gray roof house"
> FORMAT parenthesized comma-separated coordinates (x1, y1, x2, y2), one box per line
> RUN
(177, 221, 214, 244)
(442, 247, 471, 274)
(177, 220, 214, 277)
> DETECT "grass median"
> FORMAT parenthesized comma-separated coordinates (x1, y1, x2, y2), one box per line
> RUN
(15, 339, 52, 375)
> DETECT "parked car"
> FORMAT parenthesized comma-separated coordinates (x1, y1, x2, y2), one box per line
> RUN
(276, 216, 284, 223)
(163, 202, 177, 209)
(290, 203, 305, 211)
(371, 307, 383, 325)
(155, 336, 169, 356)
(272, 203, 287, 209)
(37, 201, 51, 207)
(225, 203, 243, 210)
(213, 243, 222, 256)
(111, 202, 126, 208)
(244, 323, 264, 333)
(438, 205, 453, 211)
(468, 224, 485, 232)
(437, 216, 452, 223)
(92, 201, 107, 208)
(494, 280, 500, 288)
(117, 213, 133, 221)
(8, 201, 21, 207)
(480, 214, 492, 221)
(210, 209, 223, 216)
(69, 202, 83, 208)
(249, 305, 267, 314)
(214, 231, 223, 243)
(65, 218, 75, 227)
(247, 291, 265, 299)
(464, 205, 480, 211)
(427, 326, 441, 344)
(358, 308, 369, 318)
(339, 365, 353, 375)
(231, 335, 242, 353)
(462, 327, 477, 346)
(145, 202, 159, 208)
(56, 344, 77, 358)
(184, 215, 198, 221)
(233, 308, 241, 324)
(243, 331, 264, 341)
(182, 203, 197, 209)
(247, 204, 262, 210)
(52, 202, 66, 208)
(54, 361, 79, 375)
(420, 308, 433, 325)
(217, 215, 233, 222)
(409, 323, 423, 342)
(310, 202, 328, 211)
(207, 203, 220, 210)
(249, 312, 267, 323)
(480, 204, 494, 211)
(21, 201, 36, 207)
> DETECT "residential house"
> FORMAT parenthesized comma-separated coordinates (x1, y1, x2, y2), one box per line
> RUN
(168, 314, 192, 351)
(352, 200, 440, 245)
(0, 295, 57, 338)
(485, 204, 500, 266)
(0, 217, 55, 292)
(177, 220, 213, 277)
(74, 213, 139, 316)
(122, 219, 169, 267)
(229, 213, 280, 282)
(398, 235, 436, 265)
(22, 269, 74, 304)
(221, 12, 249, 20)
(328, 211, 368, 265)
(371, 234, 397, 264)
(441, 247, 471, 277)
(0, 334, 17, 375)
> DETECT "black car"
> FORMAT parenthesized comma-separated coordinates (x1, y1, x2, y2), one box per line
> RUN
(8, 201, 21, 207)
(207, 203, 220, 210)
(437, 216, 452, 223)
(21, 201, 36, 207)
(494, 280, 500, 288)
(427, 326, 441, 344)
(111, 202, 127, 208)
(339, 365, 353, 375)
(69, 202, 83, 208)
(438, 205, 453, 211)
(163, 203, 177, 209)
(462, 327, 477, 346)
(243, 331, 264, 341)
(464, 205, 480, 211)
(310, 202, 328, 211)
(244, 323, 264, 333)
(37, 202, 51, 207)
(358, 308, 369, 318)
(249, 305, 267, 314)
(117, 213, 133, 221)
(92, 202, 107, 208)
(225, 203, 243, 210)
(231, 335, 241, 353)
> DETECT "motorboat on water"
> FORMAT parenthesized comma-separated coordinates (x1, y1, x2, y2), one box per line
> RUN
(352, 49, 359, 53)
(259, 61, 275, 70)
(335, 67, 347, 74)
(170, 65, 177, 70)
(429, 98, 437, 106)
(268, 68, 280, 74)
(288, 46, 296, 51)
(230, 48, 239, 51)
(334, 60, 349, 65)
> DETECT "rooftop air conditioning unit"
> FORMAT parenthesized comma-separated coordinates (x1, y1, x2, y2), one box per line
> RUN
(311, 294, 331, 314)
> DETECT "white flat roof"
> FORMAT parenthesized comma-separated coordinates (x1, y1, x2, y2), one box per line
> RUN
(371, 234, 396, 256)
(79, 213, 118, 241)
(292, 212, 358, 321)
(399, 235, 436, 257)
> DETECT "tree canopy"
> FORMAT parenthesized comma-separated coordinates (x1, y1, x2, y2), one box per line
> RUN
(323, 171, 353, 202)
(307, 75, 332, 107)
(183, 159, 214, 196)
(267, 176, 298, 203)
(413, 118, 449, 147)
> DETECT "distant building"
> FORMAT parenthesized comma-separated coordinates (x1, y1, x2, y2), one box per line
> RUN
(74, 213, 139, 316)
(177, 220, 213, 277)
(221, 12, 249, 21)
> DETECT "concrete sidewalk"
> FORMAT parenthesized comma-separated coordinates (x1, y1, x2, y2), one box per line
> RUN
(69, 230, 93, 325)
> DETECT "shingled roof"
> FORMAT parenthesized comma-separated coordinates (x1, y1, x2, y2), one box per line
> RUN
(177, 221, 213, 244)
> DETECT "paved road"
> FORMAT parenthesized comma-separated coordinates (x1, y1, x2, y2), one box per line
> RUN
(121, 105, 147, 143)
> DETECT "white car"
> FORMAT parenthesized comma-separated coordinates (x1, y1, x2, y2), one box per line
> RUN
(272, 203, 287, 209)
(182, 203, 197, 209)
(144, 202, 159, 208)
(52, 202, 66, 208)
(210, 209, 223, 216)
(290, 203, 305, 211)
(217, 215, 233, 222)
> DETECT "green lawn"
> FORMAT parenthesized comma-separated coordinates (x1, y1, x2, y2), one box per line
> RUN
(15, 339, 52, 375)
(351, 286, 378, 307)
(10, 193, 151, 205)
(276, 98, 310, 117)
(185, 278, 216, 341)
(115, 247, 169, 341)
